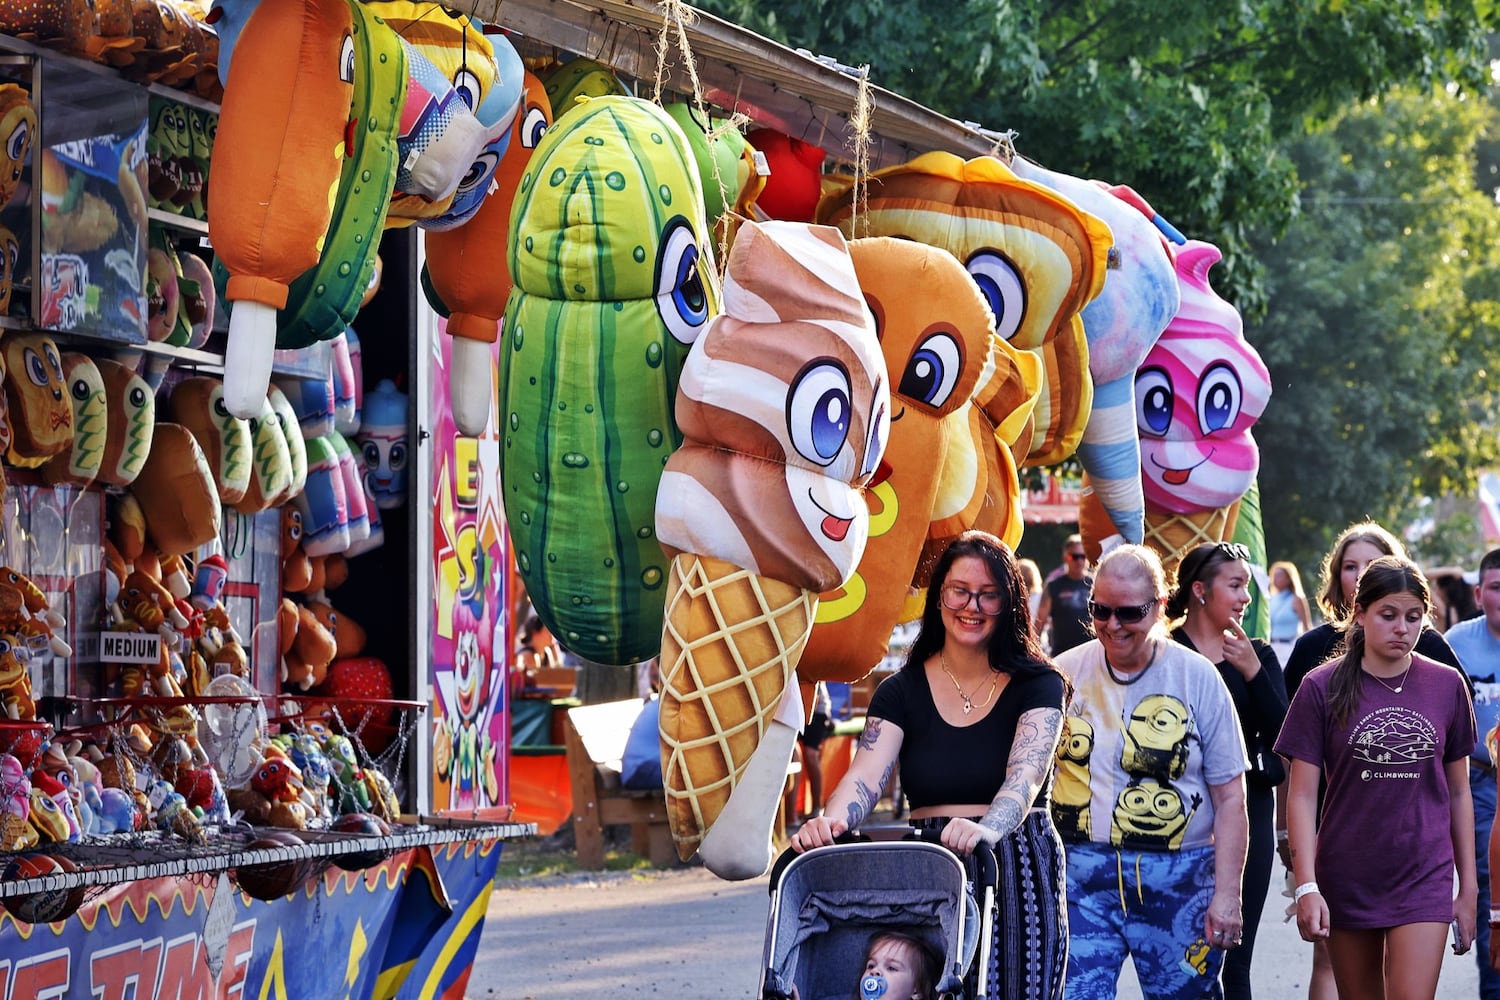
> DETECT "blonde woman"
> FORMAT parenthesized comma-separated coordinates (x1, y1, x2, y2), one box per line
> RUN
(1268, 561, 1313, 667)
(1018, 558, 1044, 628)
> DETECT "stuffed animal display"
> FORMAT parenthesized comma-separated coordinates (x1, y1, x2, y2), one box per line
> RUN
(656, 220, 888, 879)
(3, 332, 73, 467)
(502, 95, 721, 665)
(818, 151, 1112, 469)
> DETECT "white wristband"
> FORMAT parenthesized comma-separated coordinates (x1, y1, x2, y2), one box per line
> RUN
(1490, 907, 1500, 925)
(1293, 881, 1321, 902)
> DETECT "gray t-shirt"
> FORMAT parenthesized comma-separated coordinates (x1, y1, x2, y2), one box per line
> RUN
(1052, 638, 1248, 851)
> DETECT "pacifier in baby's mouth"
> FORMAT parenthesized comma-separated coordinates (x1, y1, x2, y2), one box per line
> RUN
(860, 974, 888, 1000)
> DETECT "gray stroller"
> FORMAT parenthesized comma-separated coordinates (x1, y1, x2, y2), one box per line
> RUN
(758, 838, 997, 1000)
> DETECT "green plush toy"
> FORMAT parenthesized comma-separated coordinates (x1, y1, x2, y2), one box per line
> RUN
(502, 95, 721, 664)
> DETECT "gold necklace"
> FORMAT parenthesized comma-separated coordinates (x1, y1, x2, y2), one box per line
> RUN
(940, 652, 999, 715)
(1365, 658, 1414, 694)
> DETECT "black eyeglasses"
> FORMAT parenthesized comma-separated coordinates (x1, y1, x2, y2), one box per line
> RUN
(1067, 552, 1088, 561)
(940, 585, 1003, 616)
(1088, 599, 1158, 624)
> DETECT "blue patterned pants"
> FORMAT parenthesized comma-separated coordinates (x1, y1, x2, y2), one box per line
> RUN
(968, 811, 1068, 1000)
(1064, 842, 1224, 1000)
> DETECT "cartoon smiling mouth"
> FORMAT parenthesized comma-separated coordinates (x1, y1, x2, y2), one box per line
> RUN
(808, 490, 854, 542)
(1151, 448, 1214, 487)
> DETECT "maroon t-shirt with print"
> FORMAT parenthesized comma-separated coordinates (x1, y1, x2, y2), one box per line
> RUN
(1275, 654, 1475, 928)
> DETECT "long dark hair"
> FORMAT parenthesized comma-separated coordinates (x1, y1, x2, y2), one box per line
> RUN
(1326, 555, 1430, 728)
(903, 531, 1061, 690)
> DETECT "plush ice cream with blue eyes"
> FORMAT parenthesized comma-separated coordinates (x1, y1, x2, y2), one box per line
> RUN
(355, 378, 408, 509)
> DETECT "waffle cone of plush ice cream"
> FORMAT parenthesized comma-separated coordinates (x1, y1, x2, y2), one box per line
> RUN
(655, 221, 889, 877)
(1144, 501, 1241, 578)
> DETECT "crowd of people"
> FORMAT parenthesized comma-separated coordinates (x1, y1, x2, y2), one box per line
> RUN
(787, 520, 1500, 1000)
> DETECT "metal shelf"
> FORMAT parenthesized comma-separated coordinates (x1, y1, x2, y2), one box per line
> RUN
(0, 816, 533, 899)
(148, 206, 209, 237)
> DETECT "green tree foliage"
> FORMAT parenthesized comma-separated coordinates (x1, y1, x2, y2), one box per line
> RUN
(1249, 87, 1500, 570)
(696, 0, 1493, 312)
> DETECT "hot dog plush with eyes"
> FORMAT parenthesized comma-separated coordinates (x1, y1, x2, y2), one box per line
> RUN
(41, 352, 107, 487)
(655, 220, 889, 879)
(169, 375, 251, 504)
(130, 422, 221, 557)
(95, 357, 156, 488)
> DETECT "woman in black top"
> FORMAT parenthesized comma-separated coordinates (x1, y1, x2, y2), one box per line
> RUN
(791, 530, 1070, 1000)
(1169, 541, 1289, 1000)
(1277, 521, 1462, 1000)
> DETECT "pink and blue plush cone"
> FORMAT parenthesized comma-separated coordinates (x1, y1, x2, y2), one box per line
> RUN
(296, 436, 352, 557)
(355, 378, 409, 509)
(1136, 240, 1270, 515)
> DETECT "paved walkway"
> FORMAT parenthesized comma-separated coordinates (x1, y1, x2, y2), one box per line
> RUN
(471, 862, 1482, 998)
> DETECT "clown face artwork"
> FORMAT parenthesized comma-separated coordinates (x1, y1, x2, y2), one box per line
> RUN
(1135, 241, 1271, 516)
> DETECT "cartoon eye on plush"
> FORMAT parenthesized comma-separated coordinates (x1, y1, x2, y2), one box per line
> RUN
(655, 218, 711, 346)
(1135, 368, 1172, 438)
(520, 106, 548, 148)
(70, 377, 90, 402)
(452, 68, 481, 110)
(786, 360, 853, 469)
(1195, 362, 1242, 436)
(966, 249, 1026, 342)
(5, 118, 27, 165)
(24, 347, 47, 387)
(898, 331, 963, 410)
(338, 34, 355, 84)
(388, 442, 406, 471)
(453, 150, 501, 201)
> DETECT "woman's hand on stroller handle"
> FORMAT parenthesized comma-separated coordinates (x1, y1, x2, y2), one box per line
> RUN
(939, 817, 1000, 856)
(791, 814, 849, 851)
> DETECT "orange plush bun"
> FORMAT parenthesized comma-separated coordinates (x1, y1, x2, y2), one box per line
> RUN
(131, 423, 221, 556)
(168, 376, 250, 504)
(2, 333, 73, 467)
(207, 0, 353, 417)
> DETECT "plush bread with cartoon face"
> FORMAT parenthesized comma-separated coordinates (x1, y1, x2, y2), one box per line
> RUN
(3, 332, 73, 467)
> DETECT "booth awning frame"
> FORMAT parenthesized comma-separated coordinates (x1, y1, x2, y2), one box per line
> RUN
(448, 0, 1003, 169)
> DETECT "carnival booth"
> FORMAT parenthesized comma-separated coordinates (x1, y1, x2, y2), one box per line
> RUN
(0, 0, 1278, 991)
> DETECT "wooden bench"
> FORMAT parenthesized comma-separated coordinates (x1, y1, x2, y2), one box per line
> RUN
(563, 698, 676, 869)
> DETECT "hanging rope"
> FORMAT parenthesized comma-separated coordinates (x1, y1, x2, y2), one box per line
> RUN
(849, 64, 873, 239)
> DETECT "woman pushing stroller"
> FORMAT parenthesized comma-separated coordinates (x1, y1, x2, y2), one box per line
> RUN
(792, 530, 1071, 1000)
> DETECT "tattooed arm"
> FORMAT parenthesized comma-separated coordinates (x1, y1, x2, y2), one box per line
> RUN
(789, 715, 904, 852)
(940, 707, 1064, 855)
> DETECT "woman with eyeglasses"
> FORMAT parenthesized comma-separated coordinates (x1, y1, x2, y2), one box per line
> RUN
(1278, 521, 1465, 1000)
(1168, 542, 1289, 1000)
(1050, 544, 1249, 1000)
(791, 530, 1071, 1000)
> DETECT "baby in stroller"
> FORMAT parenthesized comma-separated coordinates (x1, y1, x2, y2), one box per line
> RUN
(759, 840, 988, 1000)
(788, 930, 942, 1000)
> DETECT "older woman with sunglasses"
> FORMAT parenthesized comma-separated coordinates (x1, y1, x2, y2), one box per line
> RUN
(792, 530, 1071, 1000)
(1051, 544, 1249, 1000)
(1169, 542, 1289, 1000)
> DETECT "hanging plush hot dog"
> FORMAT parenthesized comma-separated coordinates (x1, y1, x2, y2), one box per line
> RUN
(168, 375, 251, 505)
(502, 95, 720, 665)
(95, 358, 154, 488)
(41, 352, 106, 487)
(206, 0, 353, 418)
(424, 68, 552, 436)
(1012, 156, 1183, 551)
(655, 220, 888, 879)
(818, 151, 1112, 467)
(1138, 240, 1271, 574)
(131, 423, 221, 557)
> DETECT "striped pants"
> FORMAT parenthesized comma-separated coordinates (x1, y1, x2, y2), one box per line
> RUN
(969, 810, 1068, 1000)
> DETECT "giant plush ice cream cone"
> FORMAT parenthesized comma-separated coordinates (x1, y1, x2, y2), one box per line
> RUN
(658, 555, 814, 861)
(655, 221, 888, 879)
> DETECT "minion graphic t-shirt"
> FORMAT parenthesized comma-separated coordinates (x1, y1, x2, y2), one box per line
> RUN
(1052, 640, 1247, 851)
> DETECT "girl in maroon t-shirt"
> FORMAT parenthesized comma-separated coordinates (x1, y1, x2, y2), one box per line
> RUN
(1276, 556, 1477, 1000)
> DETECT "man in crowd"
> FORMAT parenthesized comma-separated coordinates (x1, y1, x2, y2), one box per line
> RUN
(1444, 548, 1500, 999)
(1036, 534, 1093, 656)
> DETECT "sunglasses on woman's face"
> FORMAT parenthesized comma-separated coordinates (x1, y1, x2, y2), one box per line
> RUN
(1088, 599, 1157, 624)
